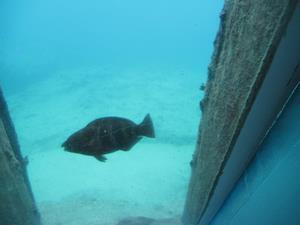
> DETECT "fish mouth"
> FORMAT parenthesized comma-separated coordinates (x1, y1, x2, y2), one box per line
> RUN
(61, 142, 69, 151)
(61, 141, 75, 153)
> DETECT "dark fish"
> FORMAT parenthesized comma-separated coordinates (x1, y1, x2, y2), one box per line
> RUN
(61, 114, 155, 162)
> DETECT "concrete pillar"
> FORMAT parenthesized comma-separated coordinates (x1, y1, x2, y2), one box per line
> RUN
(182, 1, 299, 225)
(0, 88, 41, 225)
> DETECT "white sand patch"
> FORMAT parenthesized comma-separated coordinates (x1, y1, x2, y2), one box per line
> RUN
(5, 65, 204, 224)
(28, 143, 192, 225)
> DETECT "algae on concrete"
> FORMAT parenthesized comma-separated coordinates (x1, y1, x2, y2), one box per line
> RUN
(0, 87, 41, 225)
(182, 1, 299, 225)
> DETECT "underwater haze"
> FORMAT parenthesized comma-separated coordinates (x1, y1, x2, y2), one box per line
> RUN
(0, 0, 223, 224)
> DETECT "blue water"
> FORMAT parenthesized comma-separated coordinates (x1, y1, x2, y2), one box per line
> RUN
(0, 1, 223, 224)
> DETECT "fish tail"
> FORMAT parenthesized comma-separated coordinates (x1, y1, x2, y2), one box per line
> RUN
(138, 113, 155, 138)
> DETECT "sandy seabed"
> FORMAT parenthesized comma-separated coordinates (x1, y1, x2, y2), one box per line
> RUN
(5, 65, 204, 225)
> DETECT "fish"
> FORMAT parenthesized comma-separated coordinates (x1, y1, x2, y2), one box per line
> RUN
(61, 114, 155, 162)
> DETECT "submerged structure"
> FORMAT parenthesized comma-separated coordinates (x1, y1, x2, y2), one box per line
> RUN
(0, 1, 299, 225)
(0, 88, 41, 225)
(183, 1, 300, 225)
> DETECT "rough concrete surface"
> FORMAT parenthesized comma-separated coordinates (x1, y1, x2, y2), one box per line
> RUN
(182, 1, 299, 225)
(0, 88, 41, 225)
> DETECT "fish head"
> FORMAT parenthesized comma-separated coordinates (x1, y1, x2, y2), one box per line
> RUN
(61, 128, 94, 154)
(61, 139, 76, 152)
(61, 132, 84, 153)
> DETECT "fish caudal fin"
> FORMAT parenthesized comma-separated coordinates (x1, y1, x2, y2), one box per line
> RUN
(137, 114, 155, 138)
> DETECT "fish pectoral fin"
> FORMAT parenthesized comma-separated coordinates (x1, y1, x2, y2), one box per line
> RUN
(121, 137, 142, 151)
(95, 155, 107, 162)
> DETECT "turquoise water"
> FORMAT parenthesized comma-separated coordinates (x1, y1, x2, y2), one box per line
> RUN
(0, 1, 223, 224)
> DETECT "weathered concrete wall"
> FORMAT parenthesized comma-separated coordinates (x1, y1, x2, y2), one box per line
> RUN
(182, 1, 299, 225)
(0, 87, 41, 225)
